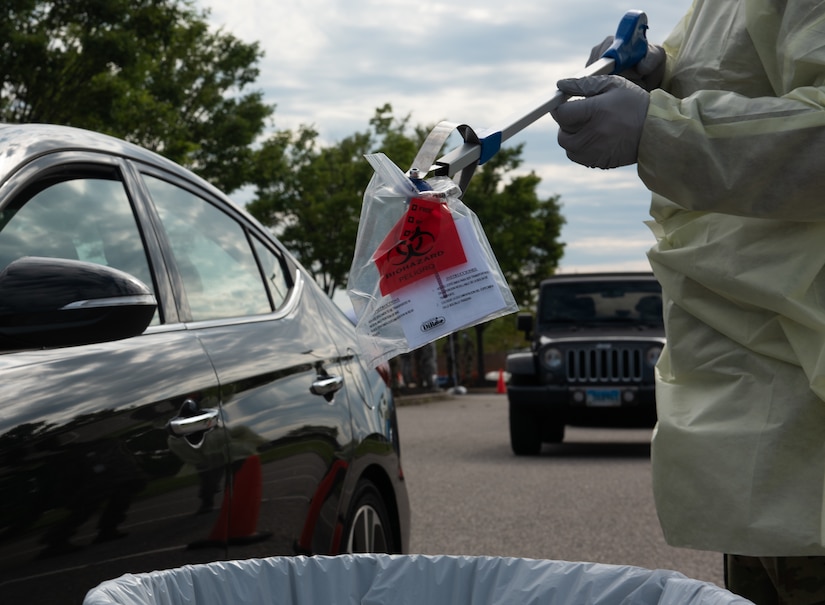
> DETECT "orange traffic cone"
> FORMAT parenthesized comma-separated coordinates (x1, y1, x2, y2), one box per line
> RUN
(496, 369, 506, 394)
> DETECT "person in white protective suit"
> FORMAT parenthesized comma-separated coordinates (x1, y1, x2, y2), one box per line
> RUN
(550, 1, 825, 603)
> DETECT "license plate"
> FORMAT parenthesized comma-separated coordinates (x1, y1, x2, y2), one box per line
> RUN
(585, 388, 621, 407)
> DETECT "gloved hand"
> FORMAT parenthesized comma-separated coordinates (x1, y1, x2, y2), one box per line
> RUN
(588, 36, 666, 91)
(550, 75, 650, 169)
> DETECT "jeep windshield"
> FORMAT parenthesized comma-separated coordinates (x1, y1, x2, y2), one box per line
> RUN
(538, 280, 663, 327)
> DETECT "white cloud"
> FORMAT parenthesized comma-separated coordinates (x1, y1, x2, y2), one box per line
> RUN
(201, 0, 693, 273)
(568, 235, 654, 252)
(558, 258, 653, 274)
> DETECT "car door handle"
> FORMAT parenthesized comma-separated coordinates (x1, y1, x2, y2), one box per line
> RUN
(310, 375, 344, 398)
(167, 407, 220, 436)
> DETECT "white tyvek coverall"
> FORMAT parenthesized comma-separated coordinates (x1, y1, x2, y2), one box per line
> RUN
(640, 0, 825, 555)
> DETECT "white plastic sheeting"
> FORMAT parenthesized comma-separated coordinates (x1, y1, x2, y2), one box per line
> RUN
(83, 554, 753, 605)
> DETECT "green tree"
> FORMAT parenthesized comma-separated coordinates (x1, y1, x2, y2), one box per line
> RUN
(463, 146, 566, 307)
(461, 145, 566, 382)
(247, 124, 373, 296)
(247, 105, 565, 386)
(247, 104, 424, 296)
(0, 0, 271, 192)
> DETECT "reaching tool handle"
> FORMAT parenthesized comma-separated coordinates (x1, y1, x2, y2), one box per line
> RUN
(432, 10, 649, 185)
(602, 9, 650, 73)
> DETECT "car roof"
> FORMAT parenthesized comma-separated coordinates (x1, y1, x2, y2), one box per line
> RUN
(0, 122, 216, 193)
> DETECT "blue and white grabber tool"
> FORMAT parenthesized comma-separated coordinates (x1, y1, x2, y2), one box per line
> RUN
(410, 10, 651, 193)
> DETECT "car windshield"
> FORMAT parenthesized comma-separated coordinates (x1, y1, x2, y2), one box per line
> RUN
(538, 280, 663, 326)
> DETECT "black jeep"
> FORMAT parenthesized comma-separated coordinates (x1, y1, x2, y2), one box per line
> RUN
(506, 273, 665, 455)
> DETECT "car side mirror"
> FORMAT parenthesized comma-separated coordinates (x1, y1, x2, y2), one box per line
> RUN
(0, 256, 157, 350)
(517, 312, 533, 340)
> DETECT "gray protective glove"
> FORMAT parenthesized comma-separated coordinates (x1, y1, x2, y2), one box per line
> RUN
(588, 36, 666, 91)
(550, 75, 650, 169)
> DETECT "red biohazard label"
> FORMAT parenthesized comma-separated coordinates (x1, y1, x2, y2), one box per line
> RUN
(373, 197, 467, 296)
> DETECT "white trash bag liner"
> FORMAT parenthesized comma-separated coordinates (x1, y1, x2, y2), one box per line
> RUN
(83, 554, 752, 605)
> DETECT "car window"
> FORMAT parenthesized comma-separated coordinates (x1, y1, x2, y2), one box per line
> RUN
(539, 280, 663, 326)
(0, 175, 159, 324)
(143, 175, 272, 321)
(251, 237, 292, 311)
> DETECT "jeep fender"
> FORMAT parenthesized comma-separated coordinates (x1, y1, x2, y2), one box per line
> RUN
(506, 351, 537, 376)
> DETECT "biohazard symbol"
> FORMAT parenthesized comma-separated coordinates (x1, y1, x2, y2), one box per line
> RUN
(372, 196, 467, 296)
(387, 225, 436, 266)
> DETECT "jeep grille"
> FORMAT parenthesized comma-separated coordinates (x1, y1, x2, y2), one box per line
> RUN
(566, 347, 643, 383)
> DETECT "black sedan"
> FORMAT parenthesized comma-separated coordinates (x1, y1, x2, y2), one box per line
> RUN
(0, 123, 410, 604)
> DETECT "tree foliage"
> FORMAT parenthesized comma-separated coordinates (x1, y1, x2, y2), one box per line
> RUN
(462, 147, 566, 309)
(247, 104, 426, 297)
(0, 0, 272, 192)
(248, 104, 565, 320)
(247, 124, 374, 297)
(457, 146, 565, 381)
(246, 104, 566, 383)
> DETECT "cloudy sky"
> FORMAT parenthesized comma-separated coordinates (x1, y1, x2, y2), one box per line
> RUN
(200, 0, 694, 275)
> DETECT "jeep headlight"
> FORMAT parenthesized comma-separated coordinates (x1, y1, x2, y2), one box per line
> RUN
(646, 345, 663, 367)
(540, 347, 563, 372)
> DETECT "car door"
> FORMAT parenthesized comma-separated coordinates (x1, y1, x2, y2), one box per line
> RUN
(0, 155, 233, 605)
(138, 170, 356, 558)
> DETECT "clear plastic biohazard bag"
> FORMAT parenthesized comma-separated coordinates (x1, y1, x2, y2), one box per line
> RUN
(347, 146, 517, 367)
